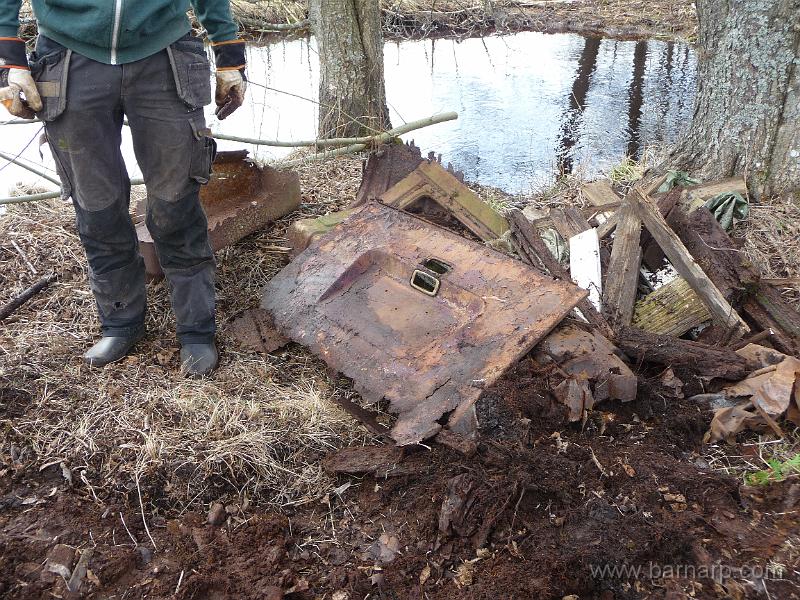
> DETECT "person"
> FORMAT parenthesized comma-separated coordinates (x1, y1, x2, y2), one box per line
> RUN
(0, 1, 247, 376)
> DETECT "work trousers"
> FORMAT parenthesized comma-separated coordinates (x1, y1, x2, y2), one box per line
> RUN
(30, 34, 217, 344)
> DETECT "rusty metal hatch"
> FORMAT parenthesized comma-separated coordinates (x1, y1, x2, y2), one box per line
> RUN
(262, 202, 587, 445)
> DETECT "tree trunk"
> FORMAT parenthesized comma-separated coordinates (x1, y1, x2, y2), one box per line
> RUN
(309, 0, 391, 139)
(667, 0, 800, 199)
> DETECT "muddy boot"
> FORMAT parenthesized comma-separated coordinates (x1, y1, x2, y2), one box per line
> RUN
(84, 330, 144, 367)
(180, 342, 218, 377)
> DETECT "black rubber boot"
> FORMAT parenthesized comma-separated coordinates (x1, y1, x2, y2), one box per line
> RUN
(180, 342, 219, 377)
(83, 330, 144, 367)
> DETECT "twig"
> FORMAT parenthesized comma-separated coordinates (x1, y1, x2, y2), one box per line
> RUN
(136, 472, 158, 551)
(11, 240, 37, 274)
(589, 448, 608, 477)
(175, 569, 185, 595)
(0, 272, 57, 321)
(119, 512, 139, 547)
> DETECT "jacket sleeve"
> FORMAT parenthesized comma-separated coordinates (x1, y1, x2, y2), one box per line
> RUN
(0, 0, 22, 39)
(190, 0, 245, 71)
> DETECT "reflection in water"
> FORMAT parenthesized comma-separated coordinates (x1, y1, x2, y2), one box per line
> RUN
(1, 31, 696, 197)
(626, 40, 648, 159)
(556, 36, 601, 174)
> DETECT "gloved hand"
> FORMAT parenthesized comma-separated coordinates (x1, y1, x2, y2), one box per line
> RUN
(0, 68, 42, 118)
(214, 69, 246, 120)
(0, 37, 42, 119)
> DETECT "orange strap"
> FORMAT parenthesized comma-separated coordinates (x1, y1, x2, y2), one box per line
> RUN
(211, 39, 245, 47)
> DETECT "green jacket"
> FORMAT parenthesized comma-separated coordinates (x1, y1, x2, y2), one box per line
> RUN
(0, 0, 238, 65)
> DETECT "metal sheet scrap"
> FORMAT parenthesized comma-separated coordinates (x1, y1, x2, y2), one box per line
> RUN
(262, 202, 586, 445)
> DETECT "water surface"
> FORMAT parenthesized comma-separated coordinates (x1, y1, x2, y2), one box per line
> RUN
(1, 31, 696, 199)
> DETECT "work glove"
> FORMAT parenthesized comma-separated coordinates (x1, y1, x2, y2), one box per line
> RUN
(211, 39, 247, 120)
(214, 69, 246, 120)
(0, 37, 42, 118)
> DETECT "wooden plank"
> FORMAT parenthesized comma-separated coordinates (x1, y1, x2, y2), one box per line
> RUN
(640, 188, 684, 270)
(615, 326, 753, 380)
(630, 189, 750, 339)
(597, 212, 619, 240)
(381, 161, 509, 241)
(569, 228, 602, 310)
(602, 202, 642, 331)
(665, 205, 752, 301)
(582, 180, 621, 208)
(507, 209, 613, 338)
(550, 207, 591, 240)
(632, 277, 712, 337)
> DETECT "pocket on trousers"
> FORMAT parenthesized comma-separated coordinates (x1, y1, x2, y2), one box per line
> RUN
(167, 39, 212, 110)
(29, 47, 72, 122)
(189, 117, 217, 185)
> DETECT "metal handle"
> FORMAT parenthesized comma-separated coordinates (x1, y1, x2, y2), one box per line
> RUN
(410, 269, 440, 296)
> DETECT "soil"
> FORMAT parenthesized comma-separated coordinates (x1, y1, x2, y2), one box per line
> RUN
(2, 359, 798, 599)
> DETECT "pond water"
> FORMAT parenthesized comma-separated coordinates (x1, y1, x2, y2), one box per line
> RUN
(1, 31, 696, 199)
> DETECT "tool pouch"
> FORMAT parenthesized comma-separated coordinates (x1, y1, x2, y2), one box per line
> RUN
(29, 38, 71, 122)
(167, 34, 212, 110)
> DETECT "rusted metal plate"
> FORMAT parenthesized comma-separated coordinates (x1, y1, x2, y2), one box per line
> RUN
(137, 151, 301, 278)
(262, 202, 586, 445)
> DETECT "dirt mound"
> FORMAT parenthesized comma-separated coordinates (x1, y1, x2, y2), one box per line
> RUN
(1, 357, 797, 599)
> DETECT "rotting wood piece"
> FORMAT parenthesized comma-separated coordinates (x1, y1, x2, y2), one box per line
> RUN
(652, 176, 748, 212)
(666, 206, 754, 301)
(632, 277, 712, 337)
(666, 206, 800, 356)
(615, 326, 754, 380)
(640, 188, 684, 270)
(549, 206, 591, 241)
(322, 445, 403, 475)
(603, 201, 642, 331)
(286, 209, 355, 257)
(380, 161, 509, 241)
(582, 180, 621, 208)
(507, 208, 613, 339)
(630, 189, 749, 339)
(744, 290, 800, 357)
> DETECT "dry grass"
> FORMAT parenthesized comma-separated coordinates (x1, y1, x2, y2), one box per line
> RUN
(702, 430, 800, 484)
(0, 154, 375, 512)
(175, 0, 696, 42)
(735, 195, 800, 305)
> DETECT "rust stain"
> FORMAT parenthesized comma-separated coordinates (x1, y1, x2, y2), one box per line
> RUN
(137, 151, 301, 278)
(262, 202, 587, 445)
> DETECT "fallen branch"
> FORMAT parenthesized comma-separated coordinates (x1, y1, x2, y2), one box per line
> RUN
(278, 112, 459, 168)
(0, 149, 61, 186)
(0, 272, 57, 321)
(614, 326, 753, 380)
